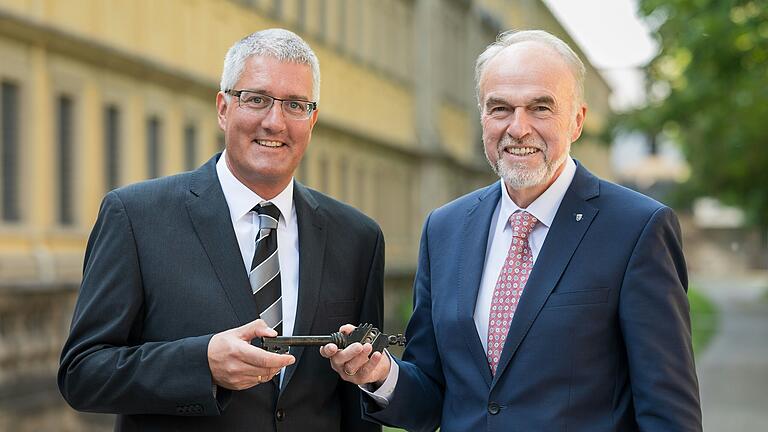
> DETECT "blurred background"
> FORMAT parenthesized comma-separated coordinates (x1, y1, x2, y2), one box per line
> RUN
(0, 0, 765, 430)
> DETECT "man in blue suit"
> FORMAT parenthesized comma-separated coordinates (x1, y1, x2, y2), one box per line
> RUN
(322, 30, 702, 431)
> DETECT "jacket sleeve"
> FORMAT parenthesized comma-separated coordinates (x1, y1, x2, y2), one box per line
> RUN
(363, 212, 445, 432)
(619, 206, 702, 431)
(57, 192, 222, 416)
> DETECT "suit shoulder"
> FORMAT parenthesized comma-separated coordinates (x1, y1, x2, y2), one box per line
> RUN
(304, 187, 382, 235)
(597, 178, 670, 215)
(431, 183, 499, 219)
(109, 171, 194, 207)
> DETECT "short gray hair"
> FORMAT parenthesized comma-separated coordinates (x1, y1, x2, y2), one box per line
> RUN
(475, 29, 585, 107)
(220, 28, 321, 102)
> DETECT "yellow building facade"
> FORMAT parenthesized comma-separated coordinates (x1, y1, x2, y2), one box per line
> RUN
(0, 0, 611, 429)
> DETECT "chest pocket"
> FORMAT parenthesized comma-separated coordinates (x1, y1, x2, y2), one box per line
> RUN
(544, 288, 610, 308)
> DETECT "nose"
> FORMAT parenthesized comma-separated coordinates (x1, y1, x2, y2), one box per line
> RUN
(505, 109, 532, 140)
(259, 102, 287, 133)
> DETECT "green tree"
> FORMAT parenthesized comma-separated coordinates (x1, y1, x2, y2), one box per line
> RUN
(615, 0, 768, 229)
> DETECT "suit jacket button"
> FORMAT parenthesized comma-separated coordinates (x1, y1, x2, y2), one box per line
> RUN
(488, 402, 500, 415)
(275, 408, 285, 421)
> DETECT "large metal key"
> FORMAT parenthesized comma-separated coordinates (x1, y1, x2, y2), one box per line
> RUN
(259, 323, 406, 355)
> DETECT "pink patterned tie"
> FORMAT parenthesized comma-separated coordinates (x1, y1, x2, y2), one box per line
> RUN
(486, 211, 538, 375)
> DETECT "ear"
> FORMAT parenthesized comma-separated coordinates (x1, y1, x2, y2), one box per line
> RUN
(570, 104, 587, 142)
(216, 92, 228, 132)
(308, 106, 319, 129)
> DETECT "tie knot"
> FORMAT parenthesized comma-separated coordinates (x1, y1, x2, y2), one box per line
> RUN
(510, 211, 538, 239)
(254, 202, 281, 229)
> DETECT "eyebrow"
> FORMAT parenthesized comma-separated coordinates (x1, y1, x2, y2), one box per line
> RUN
(484, 96, 510, 108)
(484, 95, 557, 108)
(529, 96, 556, 106)
(241, 89, 313, 101)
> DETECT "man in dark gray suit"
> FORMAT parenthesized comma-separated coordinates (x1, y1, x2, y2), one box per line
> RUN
(59, 28, 384, 432)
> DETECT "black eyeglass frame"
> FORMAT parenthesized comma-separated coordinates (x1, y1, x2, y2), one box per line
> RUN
(224, 89, 318, 119)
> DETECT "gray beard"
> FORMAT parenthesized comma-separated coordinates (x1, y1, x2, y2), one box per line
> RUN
(486, 135, 569, 190)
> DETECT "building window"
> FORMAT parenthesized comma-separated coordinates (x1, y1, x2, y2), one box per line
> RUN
(104, 105, 120, 191)
(297, 0, 307, 31)
(297, 154, 308, 184)
(318, 0, 327, 40)
(1, 81, 20, 222)
(217, 131, 225, 150)
(354, 0, 365, 61)
(338, 0, 347, 51)
(339, 157, 348, 201)
(57, 95, 75, 226)
(318, 155, 328, 192)
(184, 123, 197, 171)
(356, 165, 366, 211)
(147, 116, 162, 179)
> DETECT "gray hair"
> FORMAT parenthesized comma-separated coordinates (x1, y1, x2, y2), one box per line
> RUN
(474, 29, 586, 107)
(220, 28, 321, 102)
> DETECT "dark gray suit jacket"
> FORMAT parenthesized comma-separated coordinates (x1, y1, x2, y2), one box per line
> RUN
(59, 154, 384, 431)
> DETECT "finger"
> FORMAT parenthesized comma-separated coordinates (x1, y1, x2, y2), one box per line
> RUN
(343, 344, 374, 374)
(330, 342, 366, 364)
(327, 343, 363, 372)
(326, 343, 362, 374)
(319, 343, 340, 358)
(244, 373, 274, 388)
(241, 346, 295, 369)
(355, 350, 384, 378)
(237, 319, 278, 342)
(338, 324, 356, 335)
(339, 352, 381, 384)
(242, 366, 282, 384)
(216, 366, 271, 390)
(230, 362, 287, 388)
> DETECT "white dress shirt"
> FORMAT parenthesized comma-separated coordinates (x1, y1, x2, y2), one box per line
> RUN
(216, 151, 300, 338)
(473, 157, 576, 352)
(367, 157, 577, 405)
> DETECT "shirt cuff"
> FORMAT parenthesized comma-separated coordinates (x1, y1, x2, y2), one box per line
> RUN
(358, 350, 399, 408)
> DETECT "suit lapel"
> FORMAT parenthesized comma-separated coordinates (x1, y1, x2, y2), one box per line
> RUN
(457, 184, 501, 388)
(280, 182, 326, 392)
(492, 164, 600, 384)
(186, 154, 258, 325)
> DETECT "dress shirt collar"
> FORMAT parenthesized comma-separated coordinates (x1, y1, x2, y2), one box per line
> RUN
(498, 156, 577, 229)
(216, 150, 294, 226)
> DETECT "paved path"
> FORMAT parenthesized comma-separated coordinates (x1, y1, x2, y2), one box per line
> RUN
(693, 274, 768, 431)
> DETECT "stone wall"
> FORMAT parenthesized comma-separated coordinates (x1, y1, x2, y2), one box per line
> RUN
(0, 283, 112, 430)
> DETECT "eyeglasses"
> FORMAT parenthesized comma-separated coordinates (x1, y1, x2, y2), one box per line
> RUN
(225, 89, 317, 120)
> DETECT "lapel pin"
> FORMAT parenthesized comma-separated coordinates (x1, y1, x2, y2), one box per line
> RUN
(575, 213, 583, 222)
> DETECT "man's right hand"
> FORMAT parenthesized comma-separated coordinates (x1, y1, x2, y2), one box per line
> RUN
(320, 324, 391, 387)
(208, 319, 295, 390)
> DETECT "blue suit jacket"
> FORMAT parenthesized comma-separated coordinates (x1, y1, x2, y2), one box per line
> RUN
(366, 163, 701, 431)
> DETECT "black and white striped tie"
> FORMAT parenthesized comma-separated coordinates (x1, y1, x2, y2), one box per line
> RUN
(250, 202, 282, 335)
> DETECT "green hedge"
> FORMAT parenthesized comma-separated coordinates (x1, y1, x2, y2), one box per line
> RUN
(688, 286, 719, 355)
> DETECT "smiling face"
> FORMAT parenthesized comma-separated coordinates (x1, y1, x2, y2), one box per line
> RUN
(479, 41, 586, 206)
(217, 55, 318, 199)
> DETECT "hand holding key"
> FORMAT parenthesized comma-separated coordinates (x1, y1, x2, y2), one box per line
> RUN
(317, 324, 405, 387)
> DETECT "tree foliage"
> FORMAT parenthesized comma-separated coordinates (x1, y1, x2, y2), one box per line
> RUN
(616, 0, 768, 228)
